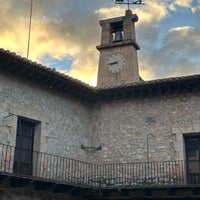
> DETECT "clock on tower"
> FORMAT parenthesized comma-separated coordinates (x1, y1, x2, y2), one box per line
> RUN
(96, 9, 140, 87)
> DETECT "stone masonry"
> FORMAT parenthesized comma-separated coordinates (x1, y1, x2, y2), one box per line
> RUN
(90, 92, 200, 163)
(0, 73, 91, 162)
(0, 72, 200, 165)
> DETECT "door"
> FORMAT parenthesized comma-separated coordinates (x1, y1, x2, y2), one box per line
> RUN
(185, 136, 200, 184)
(13, 118, 35, 176)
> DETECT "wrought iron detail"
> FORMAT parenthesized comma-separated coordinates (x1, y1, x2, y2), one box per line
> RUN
(115, 0, 145, 9)
(0, 143, 190, 189)
(81, 144, 102, 151)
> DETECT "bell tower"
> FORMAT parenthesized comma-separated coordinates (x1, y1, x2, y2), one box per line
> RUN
(97, 9, 140, 87)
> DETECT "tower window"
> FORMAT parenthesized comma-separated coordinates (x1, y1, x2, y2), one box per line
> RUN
(111, 21, 123, 42)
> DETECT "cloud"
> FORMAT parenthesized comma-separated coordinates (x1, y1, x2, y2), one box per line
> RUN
(135, 1, 169, 48)
(164, 26, 200, 57)
(135, 0, 200, 80)
(0, 0, 199, 86)
(169, 0, 191, 11)
(0, 0, 102, 85)
(139, 26, 200, 80)
(173, 0, 193, 8)
(95, 6, 124, 18)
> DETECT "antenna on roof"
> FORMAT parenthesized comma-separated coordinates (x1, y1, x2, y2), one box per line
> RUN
(115, 0, 145, 10)
(27, 0, 33, 59)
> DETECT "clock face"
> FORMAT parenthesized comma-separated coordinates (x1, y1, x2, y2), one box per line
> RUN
(105, 52, 126, 73)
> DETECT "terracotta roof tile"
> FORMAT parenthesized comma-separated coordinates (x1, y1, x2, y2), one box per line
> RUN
(0, 48, 200, 99)
(0, 48, 94, 90)
(96, 74, 200, 91)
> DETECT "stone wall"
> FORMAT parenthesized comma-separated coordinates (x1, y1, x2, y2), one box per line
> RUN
(1, 71, 200, 166)
(0, 73, 91, 161)
(90, 92, 200, 163)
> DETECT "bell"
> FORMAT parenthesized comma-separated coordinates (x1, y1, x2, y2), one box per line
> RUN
(114, 30, 123, 41)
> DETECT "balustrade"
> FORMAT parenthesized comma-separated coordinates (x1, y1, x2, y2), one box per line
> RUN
(0, 143, 188, 188)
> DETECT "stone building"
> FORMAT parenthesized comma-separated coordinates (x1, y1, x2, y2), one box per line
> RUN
(0, 9, 200, 200)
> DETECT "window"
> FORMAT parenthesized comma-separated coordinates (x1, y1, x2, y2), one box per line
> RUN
(111, 21, 123, 42)
(185, 135, 200, 184)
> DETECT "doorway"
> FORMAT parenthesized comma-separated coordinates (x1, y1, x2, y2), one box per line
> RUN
(13, 118, 35, 176)
(185, 135, 200, 184)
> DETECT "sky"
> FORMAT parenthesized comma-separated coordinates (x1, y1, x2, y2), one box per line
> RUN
(0, 0, 199, 86)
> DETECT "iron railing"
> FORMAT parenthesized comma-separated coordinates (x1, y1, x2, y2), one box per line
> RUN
(0, 143, 190, 188)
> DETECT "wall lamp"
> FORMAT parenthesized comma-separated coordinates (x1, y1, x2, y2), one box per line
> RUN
(81, 144, 102, 151)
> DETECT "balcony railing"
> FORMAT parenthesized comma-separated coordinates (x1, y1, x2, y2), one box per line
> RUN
(0, 143, 191, 188)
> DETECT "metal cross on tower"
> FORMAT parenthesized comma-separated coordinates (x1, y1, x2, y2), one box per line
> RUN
(115, 0, 145, 9)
